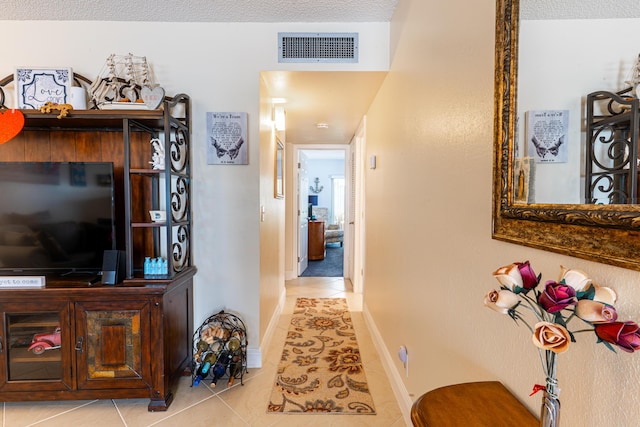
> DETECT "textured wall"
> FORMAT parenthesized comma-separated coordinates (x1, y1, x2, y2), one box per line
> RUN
(363, 0, 640, 425)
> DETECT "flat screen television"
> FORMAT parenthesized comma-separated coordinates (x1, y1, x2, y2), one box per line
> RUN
(0, 162, 116, 276)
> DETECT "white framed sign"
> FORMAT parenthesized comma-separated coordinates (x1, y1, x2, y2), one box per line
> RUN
(14, 67, 73, 109)
(206, 112, 248, 165)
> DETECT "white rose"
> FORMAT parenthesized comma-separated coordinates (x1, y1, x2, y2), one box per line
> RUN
(593, 285, 617, 305)
(558, 266, 592, 292)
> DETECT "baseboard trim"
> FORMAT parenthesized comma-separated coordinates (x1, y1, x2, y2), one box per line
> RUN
(251, 287, 287, 369)
(285, 269, 297, 280)
(363, 302, 414, 426)
(246, 346, 262, 369)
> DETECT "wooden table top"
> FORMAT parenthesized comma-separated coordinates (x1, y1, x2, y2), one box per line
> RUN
(411, 381, 539, 426)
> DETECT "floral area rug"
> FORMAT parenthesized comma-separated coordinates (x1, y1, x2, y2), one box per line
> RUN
(267, 297, 376, 414)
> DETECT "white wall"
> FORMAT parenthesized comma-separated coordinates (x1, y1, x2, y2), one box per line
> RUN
(363, 1, 640, 426)
(307, 157, 345, 219)
(0, 20, 389, 361)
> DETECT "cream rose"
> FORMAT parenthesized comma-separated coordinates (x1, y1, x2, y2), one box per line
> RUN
(484, 289, 519, 314)
(558, 266, 592, 292)
(492, 264, 522, 292)
(532, 321, 571, 353)
(575, 300, 618, 324)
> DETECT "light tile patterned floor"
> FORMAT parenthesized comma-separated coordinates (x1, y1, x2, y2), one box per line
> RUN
(2, 277, 406, 426)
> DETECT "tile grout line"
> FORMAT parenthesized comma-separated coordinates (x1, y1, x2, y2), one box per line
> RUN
(214, 394, 252, 426)
(112, 399, 128, 427)
(25, 400, 100, 426)
(143, 394, 219, 427)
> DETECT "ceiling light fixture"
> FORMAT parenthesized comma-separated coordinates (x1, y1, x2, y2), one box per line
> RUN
(316, 122, 329, 129)
(274, 105, 286, 131)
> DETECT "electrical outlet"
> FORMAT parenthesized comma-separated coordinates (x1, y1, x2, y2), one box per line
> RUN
(398, 346, 408, 363)
(398, 346, 409, 377)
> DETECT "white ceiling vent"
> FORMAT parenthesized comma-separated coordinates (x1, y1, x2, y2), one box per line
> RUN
(278, 32, 359, 63)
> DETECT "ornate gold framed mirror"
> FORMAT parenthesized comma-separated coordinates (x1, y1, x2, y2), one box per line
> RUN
(493, 0, 640, 270)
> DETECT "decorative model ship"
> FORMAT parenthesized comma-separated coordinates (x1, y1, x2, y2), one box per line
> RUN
(625, 53, 640, 98)
(89, 53, 164, 110)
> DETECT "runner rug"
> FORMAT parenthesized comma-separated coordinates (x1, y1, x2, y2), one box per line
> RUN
(267, 297, 376, 414)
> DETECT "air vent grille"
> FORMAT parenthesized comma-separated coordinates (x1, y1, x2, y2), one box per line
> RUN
(278, 32, 359, 63)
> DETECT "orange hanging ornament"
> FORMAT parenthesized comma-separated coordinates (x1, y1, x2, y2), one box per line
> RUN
(0, 109, 25, 144)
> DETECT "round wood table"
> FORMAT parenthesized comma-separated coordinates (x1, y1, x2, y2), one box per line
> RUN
(411, 381, 539, 426)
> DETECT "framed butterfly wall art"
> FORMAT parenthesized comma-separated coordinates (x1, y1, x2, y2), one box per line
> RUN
(206, 112, 248, 165)
(525, 110, 569, 163)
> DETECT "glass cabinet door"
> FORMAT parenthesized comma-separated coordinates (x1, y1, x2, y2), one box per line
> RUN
(6, 313, 62, 381)
(0, 302, 72, 391)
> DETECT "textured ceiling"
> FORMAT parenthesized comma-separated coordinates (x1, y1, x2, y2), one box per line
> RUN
(521, 0, 640, 20)
(2, 1, 398, 146)
(2, 0, 398, 22)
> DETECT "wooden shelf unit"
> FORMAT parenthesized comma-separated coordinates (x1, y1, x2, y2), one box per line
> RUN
(0, 78, 195, 410)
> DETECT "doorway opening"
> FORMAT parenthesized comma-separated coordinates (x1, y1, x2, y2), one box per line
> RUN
(298, 148, 347, 278)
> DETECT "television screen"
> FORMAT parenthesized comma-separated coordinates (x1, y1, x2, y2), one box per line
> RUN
(0, 162, 115, 275)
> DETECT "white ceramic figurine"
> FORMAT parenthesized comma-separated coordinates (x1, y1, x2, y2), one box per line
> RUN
(150, 138, 165, 170)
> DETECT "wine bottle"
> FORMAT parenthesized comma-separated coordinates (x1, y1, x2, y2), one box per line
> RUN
(210, 350, 231, 388)
(193, 339, 209, 363)
(193, 352, 216, 386)
(227, 352, 242, 386)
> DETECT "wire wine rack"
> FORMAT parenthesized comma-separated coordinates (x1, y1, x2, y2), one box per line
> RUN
(191, 310, 248, 388)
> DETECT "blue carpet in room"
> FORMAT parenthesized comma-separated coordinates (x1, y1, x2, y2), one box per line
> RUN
(300, 245, 343, 277)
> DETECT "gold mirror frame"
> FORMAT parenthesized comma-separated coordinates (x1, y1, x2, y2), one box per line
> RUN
(493, 0, 640, 271)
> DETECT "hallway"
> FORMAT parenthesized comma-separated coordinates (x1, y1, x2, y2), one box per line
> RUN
(1, 277, 405, 426)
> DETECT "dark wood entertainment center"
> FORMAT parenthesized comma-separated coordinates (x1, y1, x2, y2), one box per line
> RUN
(0, 75, 194, 410)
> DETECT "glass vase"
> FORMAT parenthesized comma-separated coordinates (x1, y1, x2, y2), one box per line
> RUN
(540, 376, 560, 427)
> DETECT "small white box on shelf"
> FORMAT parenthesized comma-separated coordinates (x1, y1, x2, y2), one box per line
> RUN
(0, 276, 46, 288)
(149, 210, 166, 222)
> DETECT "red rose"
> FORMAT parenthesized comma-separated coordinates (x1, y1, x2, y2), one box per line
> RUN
(516, 261, 539, 291)
(538, 281, 576, 313)
(595, 321, 640, 353)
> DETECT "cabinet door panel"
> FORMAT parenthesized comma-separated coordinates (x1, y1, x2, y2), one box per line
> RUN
(76, 300, 150, 390)
(0, 301, 72, 392)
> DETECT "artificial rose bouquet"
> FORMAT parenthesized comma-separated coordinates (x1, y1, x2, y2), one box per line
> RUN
(485, 261, 640, 354)
(485, 261, 639, 426)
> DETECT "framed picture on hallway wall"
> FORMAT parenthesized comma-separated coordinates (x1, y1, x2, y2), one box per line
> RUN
(275, 138, 284, 199)
(206, 112, 248, 165)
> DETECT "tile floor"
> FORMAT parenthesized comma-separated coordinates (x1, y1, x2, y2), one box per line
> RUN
(2, 277, 406, 426)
